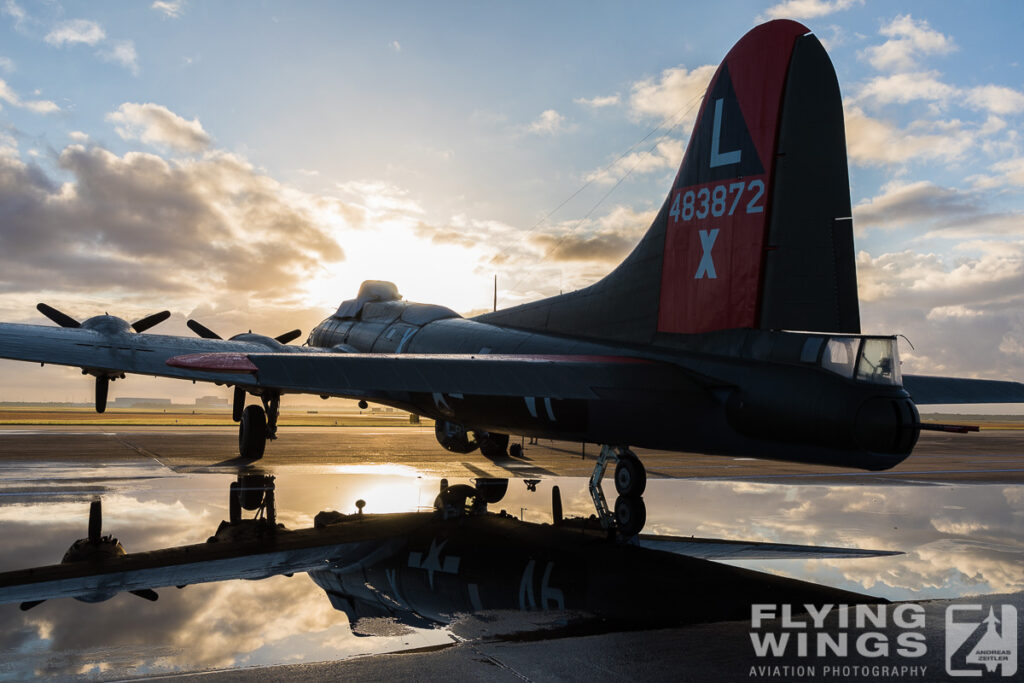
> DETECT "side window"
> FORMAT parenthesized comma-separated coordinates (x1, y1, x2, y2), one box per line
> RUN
(821, 337, 860, 379)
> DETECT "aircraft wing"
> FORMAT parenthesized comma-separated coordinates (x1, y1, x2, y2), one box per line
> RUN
(902, 374, 1024, 404)
(167, 352, 705, 401)
(0, 513, 427, 606)
(0, 322, 308, 389)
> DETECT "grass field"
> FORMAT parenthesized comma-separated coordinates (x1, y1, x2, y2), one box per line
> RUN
(0, 406, 432, 427)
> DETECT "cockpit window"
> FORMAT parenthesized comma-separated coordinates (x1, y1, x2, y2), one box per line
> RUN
(856, 338, 901, 386)
(821, 337, 860, 379)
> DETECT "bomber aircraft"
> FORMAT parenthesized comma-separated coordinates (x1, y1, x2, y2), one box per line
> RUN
(2, 19, 1024, 501)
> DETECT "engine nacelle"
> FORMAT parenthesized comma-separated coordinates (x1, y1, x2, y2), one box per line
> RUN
(434, 420, 478, 454)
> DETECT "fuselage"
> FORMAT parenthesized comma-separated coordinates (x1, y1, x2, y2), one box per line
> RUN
(306, 290, 919, 471)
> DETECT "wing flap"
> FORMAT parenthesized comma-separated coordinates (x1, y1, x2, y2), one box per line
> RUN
(903, 374, 1024, 404)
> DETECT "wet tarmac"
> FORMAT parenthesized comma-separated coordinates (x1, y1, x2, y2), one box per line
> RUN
(0, 426, 1020, 680)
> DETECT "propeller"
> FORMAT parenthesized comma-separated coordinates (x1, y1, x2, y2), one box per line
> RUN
(36, 303, 170, 333)
(20, 499, 158, 610)
(187, 319, 302, 345)
(36, 304, 170, 414)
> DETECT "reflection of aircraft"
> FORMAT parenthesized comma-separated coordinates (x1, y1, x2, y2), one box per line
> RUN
(0, 478, 896, 631)
(4, 19, 1024, 491)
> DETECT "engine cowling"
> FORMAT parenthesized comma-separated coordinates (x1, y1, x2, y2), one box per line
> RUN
(434, 420, 478, 454)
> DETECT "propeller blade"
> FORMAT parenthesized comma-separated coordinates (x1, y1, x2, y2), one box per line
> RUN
(19, 600, 45, 611)
(95, 376, 109, 414)
(36, 303, 80, 329)
(274, 329, 302, 344)
(552, 485, 563, 526)
(131, 310, 170, 333)
(187, 319, 222, 340)
(129, 589, 159, 602)
(88, 500, 102, 543)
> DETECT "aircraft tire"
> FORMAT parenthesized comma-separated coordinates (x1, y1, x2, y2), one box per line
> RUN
(614, 451, 646, 496)
(614, 495, 646, 537)
(477, 432, 510, 458)
(239, 405, 267, 460)
(509, 442, 523, 458)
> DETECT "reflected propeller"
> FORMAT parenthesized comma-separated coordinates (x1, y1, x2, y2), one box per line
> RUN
(19, 500, 158, 611)
(187, 319, 302, 344)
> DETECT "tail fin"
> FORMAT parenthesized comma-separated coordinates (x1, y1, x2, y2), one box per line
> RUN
(478, 19, 859, 343)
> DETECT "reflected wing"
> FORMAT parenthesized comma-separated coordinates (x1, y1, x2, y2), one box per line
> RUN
(637, 535, 902, 560)
(168, 352, 706, 400)
(0, 322, 305, 389)
(0, 514, 425, 606)
(903, 374, 1024, 404)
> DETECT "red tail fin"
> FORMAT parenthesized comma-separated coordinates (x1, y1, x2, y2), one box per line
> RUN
(659, 20, 806, 333)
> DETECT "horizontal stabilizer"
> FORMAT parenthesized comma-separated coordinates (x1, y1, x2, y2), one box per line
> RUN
(903, 374, 1024, 404)
(637, 535, 901, 560)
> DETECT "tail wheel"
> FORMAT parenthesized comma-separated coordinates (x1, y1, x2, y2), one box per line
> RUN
(239, 405, 267, 460)
(613, 450, 646, 496)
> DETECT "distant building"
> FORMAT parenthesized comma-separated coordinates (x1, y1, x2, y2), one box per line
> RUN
(112, 397, 172, 408)
(195, 395, 229, 409)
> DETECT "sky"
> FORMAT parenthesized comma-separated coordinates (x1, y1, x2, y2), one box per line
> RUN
(2, 0, 1024, 401)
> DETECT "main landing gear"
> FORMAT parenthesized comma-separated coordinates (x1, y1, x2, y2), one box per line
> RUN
(589, 445, 647, 538)
(235, 389, 280, 460)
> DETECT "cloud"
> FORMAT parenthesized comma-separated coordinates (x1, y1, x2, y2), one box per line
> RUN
(855, 71, 957, 106)
(101, 40, 139, 75)
(525, 109, 566, 135)
(853, 181, 980, 231)
(855, 72, 1024, 117)
(856, 244, 1024, 378)
(151, 0, 184, 18)
(2, 0, 27, 31)
(0, 56, 13, 73)
(628, 64, 716, 125)
(965, 85, 1024, 116)
(0, 142, 346, 300)
(843, 105, 975, 166)
(0, 78, 58, 114)
(529, 205, 654, 263)
(574, 94, 620, 108)
(107, 103, 211, 153)
(389, 40, 401, 52)
(44, 19, 106, 47)
(861, 15, 956, 72)
(973, 157, 1024, 189)
(758, 0, 862, 22)
(584, 137, 684, 185)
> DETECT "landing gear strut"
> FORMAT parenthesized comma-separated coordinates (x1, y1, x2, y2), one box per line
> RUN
(588, 445, 647, 537)
(236, 391, 280, 460)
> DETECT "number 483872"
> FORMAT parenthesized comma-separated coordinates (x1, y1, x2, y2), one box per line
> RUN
(669, 179, 764, 222)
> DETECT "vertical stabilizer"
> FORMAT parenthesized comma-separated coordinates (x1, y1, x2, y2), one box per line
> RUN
(476, 20, 859, 343)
